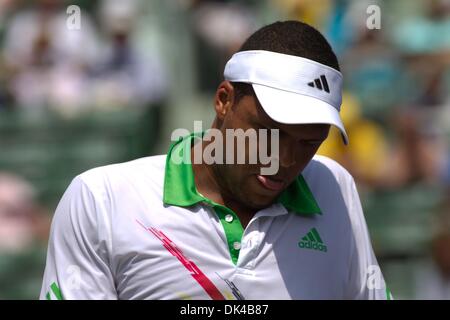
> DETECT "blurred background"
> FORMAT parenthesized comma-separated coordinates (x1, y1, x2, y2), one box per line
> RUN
(0, 0, 449, 299)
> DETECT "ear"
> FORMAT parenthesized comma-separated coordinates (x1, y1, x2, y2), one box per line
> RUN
(214, 81, 235, 121)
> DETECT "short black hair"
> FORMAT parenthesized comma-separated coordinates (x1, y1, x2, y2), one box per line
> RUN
(232, 20, 340, 103)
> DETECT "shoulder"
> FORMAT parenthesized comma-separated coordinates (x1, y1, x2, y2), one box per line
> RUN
(51, 155, 168, 239)
(75, 154, 167, 194)
(303, 155, 355, 189)
(56, 154, 167, 220)
(78, 154, 167, 182)
(302, 155, 360, 219)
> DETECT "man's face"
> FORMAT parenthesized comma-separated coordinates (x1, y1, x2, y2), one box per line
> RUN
(213, 83, 330, 210)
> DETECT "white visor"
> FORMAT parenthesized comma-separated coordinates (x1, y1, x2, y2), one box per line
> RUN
(224, 50, 348, 144)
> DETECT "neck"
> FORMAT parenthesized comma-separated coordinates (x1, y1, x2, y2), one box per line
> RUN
(191, 139, 257, 228)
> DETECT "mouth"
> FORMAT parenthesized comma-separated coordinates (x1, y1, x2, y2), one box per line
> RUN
(256, 174, 286, 192)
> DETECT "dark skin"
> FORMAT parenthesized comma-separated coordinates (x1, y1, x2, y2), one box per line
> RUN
(192, 81, 330, 228)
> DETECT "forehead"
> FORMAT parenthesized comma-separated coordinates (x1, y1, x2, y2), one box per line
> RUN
(237, 94, 330, 139)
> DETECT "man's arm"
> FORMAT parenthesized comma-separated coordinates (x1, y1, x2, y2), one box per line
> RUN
(40, 176, 117, 300)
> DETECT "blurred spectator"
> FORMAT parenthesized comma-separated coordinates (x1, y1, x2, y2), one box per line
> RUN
(0, 172, 50, 299)
(386, 29, 450, 188)
(324, 0, 353, 56)
(270, 0, 332, 30)
(0, 53, 14, 110)
(340, 4, 407, 120)
(189, 0, 257, 93)
(318, 96, 448, 189)
(0, 0, 22, 110)
(0, 172, 50, 253)
(0, 0, 20, 32)
(392, 0, 450, 55)
(414, 200, 450, 299)
(90, 0, 169, 110)
(318, 92, 390, 187)
(2, 0, 99, 115)
(384, 107, 448, 187)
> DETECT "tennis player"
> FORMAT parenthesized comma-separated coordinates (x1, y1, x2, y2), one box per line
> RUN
(40, 21, 392, 300)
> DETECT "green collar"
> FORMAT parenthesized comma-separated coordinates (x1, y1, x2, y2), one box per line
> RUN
(163, 133, 321, 216)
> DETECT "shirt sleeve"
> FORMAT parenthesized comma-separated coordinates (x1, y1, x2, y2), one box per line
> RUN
(345, 178, 393, 300)
(40, 175, 117, 300)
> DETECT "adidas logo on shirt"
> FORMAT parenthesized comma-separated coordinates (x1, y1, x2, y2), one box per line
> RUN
(307, 75, 330, 93)
(298, 227, 327, 252)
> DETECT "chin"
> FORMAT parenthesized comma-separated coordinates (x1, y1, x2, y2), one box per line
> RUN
(242, 192, 278, 210)
(237, 180, 278, 209)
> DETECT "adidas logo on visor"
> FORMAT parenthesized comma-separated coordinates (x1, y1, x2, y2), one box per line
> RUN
(307, 75, 330, 93)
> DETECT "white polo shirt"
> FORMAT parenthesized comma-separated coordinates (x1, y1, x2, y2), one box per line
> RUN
(40, 133, 392, 300)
